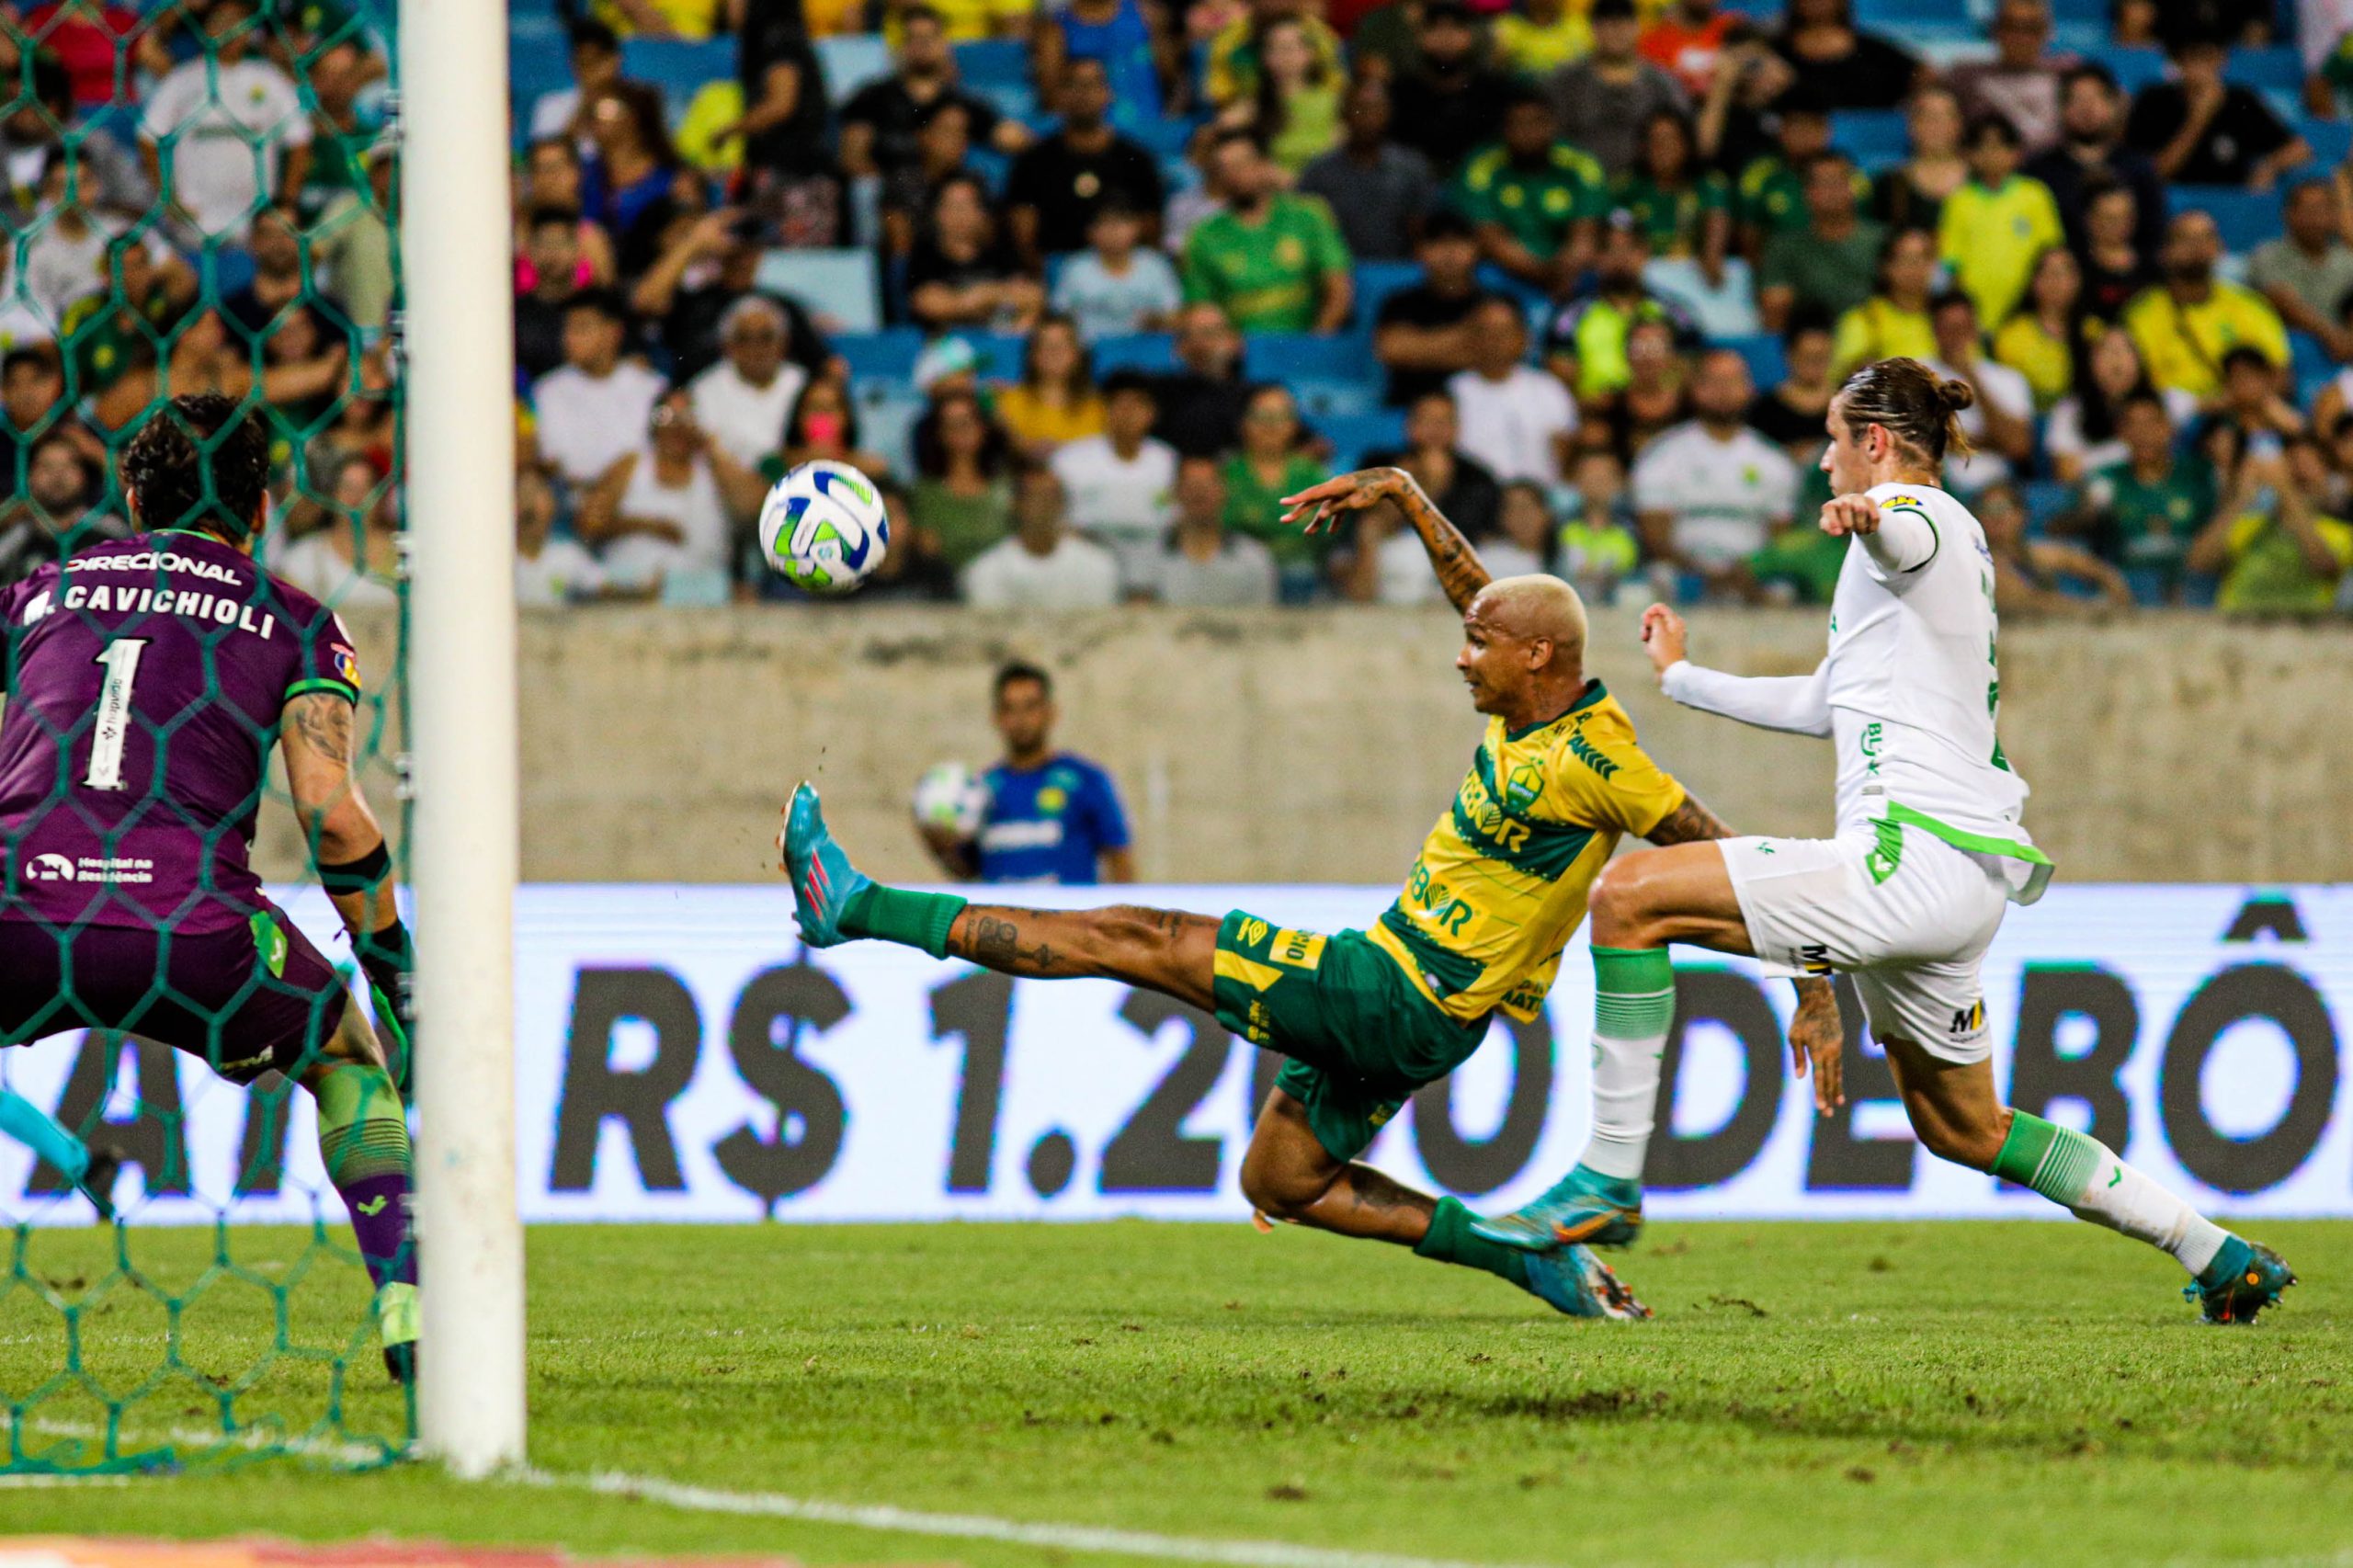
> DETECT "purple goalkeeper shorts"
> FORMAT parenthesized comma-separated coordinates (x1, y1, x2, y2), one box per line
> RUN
(0, 905, 349, 1084)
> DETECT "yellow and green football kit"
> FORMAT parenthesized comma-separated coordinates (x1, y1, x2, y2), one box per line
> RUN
(1211, 681, 1687, 1159)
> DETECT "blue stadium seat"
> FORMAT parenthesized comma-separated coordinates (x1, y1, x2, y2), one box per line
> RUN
(2300, 117, 2353, 167)
(756, 248, 881, 332)
(2171, 186, 2283, 252)
(815, 35, 893, 99)
(199, 244, 256, 303)
(1355, 260, 1423, 314)
(2290, 331, 2334, 403)
(2102, 48, 2169, 97)
(835, 329, 925, 384)
(2021, 481, 2073, 535)
(972, 82, 1040, 121)
(622, 38, 737, 103)
(1293, 380, 1382, 417)
(1833, 109, 1909, 170)
(1852, 0, 1978, 44)
(856, 384, 928, 473)
(510, 16, 574, 140)
(1125, 115, 1204, 161)
(958, 332, 1032, 381)
(1091, 334, 1178, 373)
(956, 39, 1030, 90)
(1317, 409, 1407, 468)
(1645, 256, 1761, 337)
(1244, 333, 1368, 381)
(1722, 333, 1786, 391)
(2232, 47, 2303, 93)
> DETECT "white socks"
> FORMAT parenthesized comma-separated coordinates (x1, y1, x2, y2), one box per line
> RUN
(1580, 947, 1675, 1182)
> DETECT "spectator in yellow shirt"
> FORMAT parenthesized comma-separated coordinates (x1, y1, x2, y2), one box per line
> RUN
(1495, 0, 1594, 76)
(1990, 244, 2089, 410)
(1832, 226, 1938, 376)
(1206, 0, 1343, 107)
(994, 315, 1108, 460)
(883, 0, 1035, 43)
(2186, 437, 2353, 614)
(2121, 210, 2290, 400)
(1938, 112, 2063, 327)
(594, 0, 723, 38)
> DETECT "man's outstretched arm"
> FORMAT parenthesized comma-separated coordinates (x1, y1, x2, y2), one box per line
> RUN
(1281, 467, 1491, 613)
(1642, 603, 1836, 739)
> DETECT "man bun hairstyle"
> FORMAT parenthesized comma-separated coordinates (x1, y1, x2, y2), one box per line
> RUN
(1836, 356, 1974, 466)
(119, 392, 272, 543)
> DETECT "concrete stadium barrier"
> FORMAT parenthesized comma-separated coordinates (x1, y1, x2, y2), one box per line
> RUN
(270, 607, 2353, 887)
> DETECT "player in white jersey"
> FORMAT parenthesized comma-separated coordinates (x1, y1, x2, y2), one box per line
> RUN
(1476, 358, 2296, 1324)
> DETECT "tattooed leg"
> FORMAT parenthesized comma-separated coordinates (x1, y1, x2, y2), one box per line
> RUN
(1240, 1091, 1437, 1244)
(946, 903, 1220, 1012)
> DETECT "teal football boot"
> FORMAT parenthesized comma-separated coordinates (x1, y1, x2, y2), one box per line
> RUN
(1523, 1244, 1652, 1320)
(2185, 1237, 2297, 1325)
(1471, 1165, 1644, 1253)
(779, 782, 870, 949)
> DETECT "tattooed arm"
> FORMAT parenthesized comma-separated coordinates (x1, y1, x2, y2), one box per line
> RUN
(1644, 788, 1847, 1113)
(280, 689, 393, 943)
(1642, 792, 1739, 848)
(1278, 467, 1492, 613)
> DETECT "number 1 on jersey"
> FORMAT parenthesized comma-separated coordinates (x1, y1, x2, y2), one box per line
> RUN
(85, 638, 149, 791)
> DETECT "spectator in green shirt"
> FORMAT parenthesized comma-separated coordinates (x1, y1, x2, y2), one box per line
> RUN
(2188, 436, 2353, 615)
(1221, 382, 1332, 599)
(1181, 130, 1354, 334)
(1451, 86, 1609, 295)
(1613, 108, 1731, 281)
(298, 40, 381, 219)
(1735, 89, 1835, 248)
(1756, 149, 1887, 332)
(2070, 388, 2207, 601)
(911, 387, 1017, 571)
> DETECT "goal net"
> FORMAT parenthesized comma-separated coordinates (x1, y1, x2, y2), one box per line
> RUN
(0, 0, 412, 1472)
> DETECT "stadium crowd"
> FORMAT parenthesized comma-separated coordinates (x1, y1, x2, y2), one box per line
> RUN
(5, 0, 2353, 613)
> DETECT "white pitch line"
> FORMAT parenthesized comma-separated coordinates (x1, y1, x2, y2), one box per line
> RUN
(0, 1473, 130, 1488)
(514, 1467, 1551, 1568)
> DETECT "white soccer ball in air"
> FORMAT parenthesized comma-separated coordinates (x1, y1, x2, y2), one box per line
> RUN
(758, 460, 890, 595)
(912, 762, 989, 839)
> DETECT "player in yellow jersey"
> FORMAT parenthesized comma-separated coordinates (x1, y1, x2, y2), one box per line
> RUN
(780, 466, 1838, 1319)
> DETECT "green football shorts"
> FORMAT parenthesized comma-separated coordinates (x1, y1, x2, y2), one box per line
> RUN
(1211, 908, 1489, 1161)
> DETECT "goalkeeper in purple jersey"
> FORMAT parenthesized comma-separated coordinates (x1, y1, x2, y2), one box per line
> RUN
(0, 393, 419, 1381)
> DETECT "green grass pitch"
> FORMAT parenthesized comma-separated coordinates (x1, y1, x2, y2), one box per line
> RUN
(3, 1219, 2347, 1566)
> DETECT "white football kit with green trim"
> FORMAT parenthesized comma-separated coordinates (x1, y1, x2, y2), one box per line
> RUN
(1662, 480, 2052, 1063)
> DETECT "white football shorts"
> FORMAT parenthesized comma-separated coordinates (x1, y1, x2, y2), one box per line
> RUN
(1718, 824, 2011, 1063)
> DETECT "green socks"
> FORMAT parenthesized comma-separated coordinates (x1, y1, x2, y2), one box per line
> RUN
(314, 1061, 412, 1187)
(1989, 1109, 2102, 1201)
(1415, 1196, 1532, 1289)
(1582, 945, 1677, 1182)
(1989, 1109, 2228, 1276)
(841, 884, 967, 959)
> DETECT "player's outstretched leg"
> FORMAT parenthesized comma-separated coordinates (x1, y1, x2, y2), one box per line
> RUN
(1886, 1037, 2296, 1325)
(1474, 845, 1748, 1254)
(1241, 1091, 1647, 1321)
(0, 1087, 122, 1221)
(781, 781, 1219, 1006)
(300, 1004, 419, 1381)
